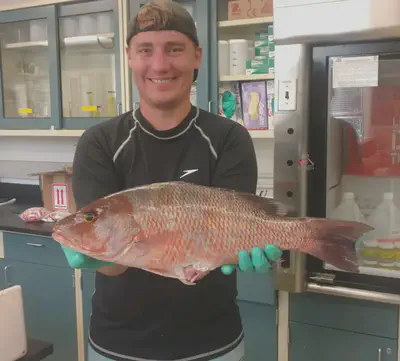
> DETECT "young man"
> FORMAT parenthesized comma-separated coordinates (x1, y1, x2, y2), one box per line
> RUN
(62, 1, 282, 360)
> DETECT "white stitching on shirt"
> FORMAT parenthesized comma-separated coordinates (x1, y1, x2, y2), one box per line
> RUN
(112, 107, 218, 163)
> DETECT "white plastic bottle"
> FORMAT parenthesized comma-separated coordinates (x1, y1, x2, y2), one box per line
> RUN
(329, 192, 370, 267)
(366, 192, 400, 269)
(330, 192, 367, 223)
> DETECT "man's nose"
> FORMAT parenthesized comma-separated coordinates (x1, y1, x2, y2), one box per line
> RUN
(150, 49, 170, 72)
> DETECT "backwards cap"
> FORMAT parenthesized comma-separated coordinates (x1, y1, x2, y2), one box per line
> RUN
(126, 0, 199, 46)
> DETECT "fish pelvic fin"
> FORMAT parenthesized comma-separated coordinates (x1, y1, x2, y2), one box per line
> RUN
(305, 219, 373, 273)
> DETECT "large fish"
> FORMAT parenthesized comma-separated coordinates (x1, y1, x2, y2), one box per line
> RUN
(52, 181, 373, 285)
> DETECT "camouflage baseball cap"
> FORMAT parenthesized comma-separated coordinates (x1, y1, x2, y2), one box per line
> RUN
(126, 0, 199, 46)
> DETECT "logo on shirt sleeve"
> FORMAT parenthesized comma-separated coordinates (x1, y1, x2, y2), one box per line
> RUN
(180, 169, 199, 179)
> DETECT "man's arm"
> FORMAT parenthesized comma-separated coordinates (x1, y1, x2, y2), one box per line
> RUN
(70, 127, 128, 276)
(211, 124, 282, 273)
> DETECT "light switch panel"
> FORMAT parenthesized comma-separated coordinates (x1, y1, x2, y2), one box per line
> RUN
(278, 79, 297, 111)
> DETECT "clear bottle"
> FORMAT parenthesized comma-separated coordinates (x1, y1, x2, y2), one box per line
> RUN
(366, 192, 400, 269)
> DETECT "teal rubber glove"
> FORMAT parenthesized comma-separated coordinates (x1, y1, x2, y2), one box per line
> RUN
(221, 245, 283, 275)
(61, 245, 114, 269)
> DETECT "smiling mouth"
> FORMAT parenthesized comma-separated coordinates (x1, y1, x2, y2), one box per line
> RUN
(149, 77, 177, 84)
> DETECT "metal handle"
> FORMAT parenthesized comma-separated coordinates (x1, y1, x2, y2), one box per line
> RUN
(4, 265, 10, 286)
(208, 101, 212, 112)
(26, 242, 44, 247)
(116, 103, 123, 116)
(378, 348, 382, 361)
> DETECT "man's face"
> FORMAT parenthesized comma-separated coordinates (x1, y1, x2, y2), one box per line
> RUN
(126, 30, 202, 110)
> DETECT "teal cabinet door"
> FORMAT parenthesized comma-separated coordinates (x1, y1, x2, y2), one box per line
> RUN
(0, 6, 61, 129)
(5, 260, 77, 361)
(58, 0, 123, 129)
(82, 270, 96, 359)
(237, 271, 276, 305)
(289, 322, 397, 361)
(238, 300, 277, 361)
(0, 258, 5, 289)
(128, 0, 211, 111)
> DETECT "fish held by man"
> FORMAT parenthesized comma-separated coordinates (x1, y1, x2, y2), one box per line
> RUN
(52, 181, 373, 285)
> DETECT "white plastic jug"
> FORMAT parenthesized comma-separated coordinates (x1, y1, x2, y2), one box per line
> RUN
(366, 192, 400, 268)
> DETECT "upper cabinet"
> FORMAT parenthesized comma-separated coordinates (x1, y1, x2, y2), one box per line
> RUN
(0, 0, 275, 134)
(58, 0, 122, 129)
(0, 0, 123, 131)
(0, 6, 57, 129)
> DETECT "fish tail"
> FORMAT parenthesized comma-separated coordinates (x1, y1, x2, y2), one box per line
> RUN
(305, 219, 373, 273)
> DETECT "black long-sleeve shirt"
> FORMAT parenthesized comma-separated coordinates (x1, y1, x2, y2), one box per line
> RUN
(72, 105, 258, 361)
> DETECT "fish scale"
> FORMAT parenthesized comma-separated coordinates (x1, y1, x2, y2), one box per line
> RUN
(52, 181, 374, 285)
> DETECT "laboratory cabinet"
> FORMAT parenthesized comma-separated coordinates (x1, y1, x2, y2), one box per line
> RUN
(1, 232, 78, 361)
(238, 300, 278, 361)
(0, 0, 123, 130)
(82, 269, 96, 360)
(289, 292, 399, 361)
(289, 322, 397, 361)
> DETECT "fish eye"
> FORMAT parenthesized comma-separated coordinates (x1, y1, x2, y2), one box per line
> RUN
(83, 212, 97, 223)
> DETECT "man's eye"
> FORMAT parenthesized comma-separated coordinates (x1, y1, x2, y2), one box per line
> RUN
(170, 47, 184, 53)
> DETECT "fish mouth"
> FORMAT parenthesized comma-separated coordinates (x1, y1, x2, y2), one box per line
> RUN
(52, 229, 78, 249)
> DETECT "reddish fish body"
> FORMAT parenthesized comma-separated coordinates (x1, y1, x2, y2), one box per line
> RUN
(52, 181, 373, 284)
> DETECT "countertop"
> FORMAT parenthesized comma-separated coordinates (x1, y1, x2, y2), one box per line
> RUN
(18, 338, 54, 361)
(0, 203, 54, 237)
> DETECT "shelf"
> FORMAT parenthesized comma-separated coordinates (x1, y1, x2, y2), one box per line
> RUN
(4, 40, 48, 49)
(220, 74, 274, 82)
(218, 16, 273, 28)
(63, 33, 114, 47)
(3, 33, 115, 50)
(249, 130, 274, 139)
(0, 129, 84, 137)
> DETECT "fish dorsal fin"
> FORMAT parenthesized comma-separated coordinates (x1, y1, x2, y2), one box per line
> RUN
(235, 192, 289, 216)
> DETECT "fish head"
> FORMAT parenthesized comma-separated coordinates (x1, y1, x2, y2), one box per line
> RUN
(52, 193, 142, 260)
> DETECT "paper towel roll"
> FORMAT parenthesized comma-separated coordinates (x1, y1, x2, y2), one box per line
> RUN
(218, 40, 229, 77)
(229, 39, 249, 75)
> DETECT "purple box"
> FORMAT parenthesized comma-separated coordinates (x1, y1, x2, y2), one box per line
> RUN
(240, 81, 268, 130)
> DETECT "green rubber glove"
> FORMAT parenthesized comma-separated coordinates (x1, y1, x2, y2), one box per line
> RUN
(61, 245, 114, 269)
(221, 245, 283, 275)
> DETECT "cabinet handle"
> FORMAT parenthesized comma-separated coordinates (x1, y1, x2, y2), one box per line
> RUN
(26, 242, 44, 247)
(4, 265, 10, 286)
(208, 101, 212, 112)
(378, 348, 382, 361)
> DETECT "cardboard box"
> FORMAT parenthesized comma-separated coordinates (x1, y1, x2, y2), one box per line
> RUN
(228, 0, 249, 20)
(30, 166, 77, 213)
(228, 0, 273, 20)
(252, 0, 273, 17)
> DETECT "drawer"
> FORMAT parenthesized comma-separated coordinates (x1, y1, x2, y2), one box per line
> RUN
(290, 292, 399, 340)
(3, 232, 69, 268)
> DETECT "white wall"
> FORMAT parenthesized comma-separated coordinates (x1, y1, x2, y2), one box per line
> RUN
(0, 135, 274, 188)
(0, 137, 77, 184)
